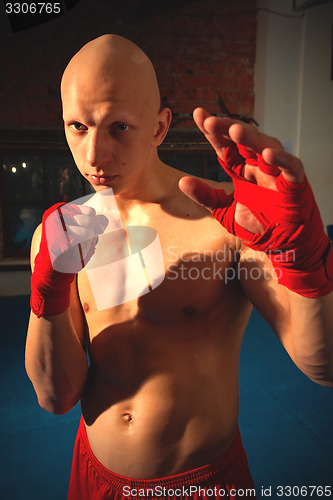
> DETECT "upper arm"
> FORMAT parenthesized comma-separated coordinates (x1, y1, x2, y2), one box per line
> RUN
(238, 244, 295, 358)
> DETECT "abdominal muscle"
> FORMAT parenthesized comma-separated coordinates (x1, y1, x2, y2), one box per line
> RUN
(79, 290, 252, 479)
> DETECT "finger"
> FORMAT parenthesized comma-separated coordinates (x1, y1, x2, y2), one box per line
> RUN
(78, 205, 96, 216)
(228, 122, 283, 154)
(67, 224, 96, 240)
(193, 108, 237, 154)
(67, 215, 107, 240)
(179, 176, 223, 211)
(193, 108, 305, 185)
(262, 148, 304, 183)
(192, 107, 212, 135)
(59, 204, 95, 229)
(228, 124, 305, 183)
(73, 213, 95, 227)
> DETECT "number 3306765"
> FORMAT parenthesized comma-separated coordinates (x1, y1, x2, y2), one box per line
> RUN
(5, 3, 61, 14)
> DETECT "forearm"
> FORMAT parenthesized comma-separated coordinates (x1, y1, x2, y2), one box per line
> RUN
(287, 289, 333, 387)
(25, 309, 88, 414)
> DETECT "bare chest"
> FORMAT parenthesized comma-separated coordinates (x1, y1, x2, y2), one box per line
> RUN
(77, 203, 243, 340)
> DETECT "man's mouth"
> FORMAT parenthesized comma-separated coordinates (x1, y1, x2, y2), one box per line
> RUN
(90, 174, 118, 186)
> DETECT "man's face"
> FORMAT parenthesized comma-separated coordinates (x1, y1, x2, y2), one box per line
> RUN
(62, 74, 160, 196)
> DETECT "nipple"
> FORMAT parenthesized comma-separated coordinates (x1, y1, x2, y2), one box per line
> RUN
(182, 305, 197, 316)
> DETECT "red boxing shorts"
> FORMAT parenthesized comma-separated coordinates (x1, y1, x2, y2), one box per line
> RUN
(67, 417, 257, 499)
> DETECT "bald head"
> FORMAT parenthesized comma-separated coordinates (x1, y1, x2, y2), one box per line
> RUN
(61, 34, 161, 115)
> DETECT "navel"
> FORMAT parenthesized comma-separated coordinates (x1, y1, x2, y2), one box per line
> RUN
(83, 302, 90, 312)
(122, 412, 134, 425)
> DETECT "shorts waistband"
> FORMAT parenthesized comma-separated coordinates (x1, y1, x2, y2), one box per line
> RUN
(77, 416, 244, 492)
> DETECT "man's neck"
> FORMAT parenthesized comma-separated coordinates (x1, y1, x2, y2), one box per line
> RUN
(115, 160, 176, 213)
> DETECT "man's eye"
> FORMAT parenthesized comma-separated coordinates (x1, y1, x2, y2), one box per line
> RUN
(70, 122, 86, 131)
(115, 123, 130, 132)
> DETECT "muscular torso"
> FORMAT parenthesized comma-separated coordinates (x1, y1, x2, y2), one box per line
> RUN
(76, 174, 252, 479)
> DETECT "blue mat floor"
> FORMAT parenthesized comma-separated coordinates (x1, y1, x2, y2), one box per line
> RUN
(0, 296, 332, 499)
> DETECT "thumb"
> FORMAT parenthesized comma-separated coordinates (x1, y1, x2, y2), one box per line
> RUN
(179, 176, 225, 211)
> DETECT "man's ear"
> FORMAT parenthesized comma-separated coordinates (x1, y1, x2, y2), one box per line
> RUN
(152, 108, 172, 147)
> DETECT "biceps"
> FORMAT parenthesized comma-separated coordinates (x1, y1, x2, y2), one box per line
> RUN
(239, 250, 293, 348)
(239, 249, 278, 297)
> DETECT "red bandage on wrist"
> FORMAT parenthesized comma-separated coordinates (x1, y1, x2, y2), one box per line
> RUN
(214, 146, 333, 298)
(31, 203, 77, 318)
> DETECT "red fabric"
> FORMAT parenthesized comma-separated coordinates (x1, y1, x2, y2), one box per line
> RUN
(67, 417, 257, 500)
(30, 203, 82, 318)
(213, 144, 333, 297)
(208, 189, 236, 236)
(237, 145, 280, 176)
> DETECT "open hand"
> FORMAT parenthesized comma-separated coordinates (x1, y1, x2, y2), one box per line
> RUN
(179, 108, 305, 236)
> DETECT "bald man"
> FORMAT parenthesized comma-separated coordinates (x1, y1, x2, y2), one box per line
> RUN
(25, 35, 333, 500)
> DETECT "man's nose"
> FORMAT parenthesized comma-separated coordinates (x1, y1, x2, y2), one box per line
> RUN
(86, 130, 111, 168)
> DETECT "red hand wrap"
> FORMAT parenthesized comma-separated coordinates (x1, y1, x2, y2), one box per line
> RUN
(30, 203, 80, 318)
(214, 144, 333, 298)
(237, 145, 280, 176)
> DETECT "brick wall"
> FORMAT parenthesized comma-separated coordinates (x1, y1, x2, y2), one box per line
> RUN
(0, 0, 256, 131)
